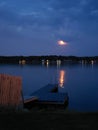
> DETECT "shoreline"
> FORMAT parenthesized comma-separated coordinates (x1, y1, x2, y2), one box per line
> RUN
(0, 110, 98, 129)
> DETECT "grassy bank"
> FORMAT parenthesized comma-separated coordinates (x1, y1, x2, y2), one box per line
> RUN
(0, 109, 98, 130)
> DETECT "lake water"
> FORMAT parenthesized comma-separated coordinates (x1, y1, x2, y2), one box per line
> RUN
(0, 63, 98, 112)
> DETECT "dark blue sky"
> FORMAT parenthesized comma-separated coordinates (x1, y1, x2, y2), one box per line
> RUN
(0, 0, 98, 56)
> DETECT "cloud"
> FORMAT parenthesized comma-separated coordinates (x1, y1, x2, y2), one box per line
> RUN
(91, 10, 98, 16)
(0, 0, 98, 56)
(20, 11, 40, 17)
(0, 0, 92, 40)
(79, 0, 88, 6)
(0, 1, 6, 7)
(0, 1, 98, 41)
(0, 0, 88, 31)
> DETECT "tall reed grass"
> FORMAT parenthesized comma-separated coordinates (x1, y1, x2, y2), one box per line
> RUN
(0, 74, 22, 110)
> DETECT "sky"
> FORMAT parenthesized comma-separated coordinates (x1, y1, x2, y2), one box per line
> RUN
(0, 0, 98, 56)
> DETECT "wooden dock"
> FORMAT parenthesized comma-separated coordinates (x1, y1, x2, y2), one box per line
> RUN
(24, 84, 68, 109)
(24, 96, 38, 109)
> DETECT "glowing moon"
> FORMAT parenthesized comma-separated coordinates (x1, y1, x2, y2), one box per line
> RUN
(58, 40, 67, 46)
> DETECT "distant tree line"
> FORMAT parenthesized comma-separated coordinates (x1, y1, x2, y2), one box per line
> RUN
(0, 55, 98, 64)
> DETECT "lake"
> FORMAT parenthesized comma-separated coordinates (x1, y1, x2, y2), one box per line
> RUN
(0, 63, 98, 112)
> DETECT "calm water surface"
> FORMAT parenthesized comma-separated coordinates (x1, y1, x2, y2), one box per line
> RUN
(0, 63, 98, 112)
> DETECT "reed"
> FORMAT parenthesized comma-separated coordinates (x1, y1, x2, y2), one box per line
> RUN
(0, 74, 22, 109)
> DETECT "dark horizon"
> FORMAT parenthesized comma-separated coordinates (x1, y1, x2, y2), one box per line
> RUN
(0, 55, 98, 58)
(0, 55, 98, 65)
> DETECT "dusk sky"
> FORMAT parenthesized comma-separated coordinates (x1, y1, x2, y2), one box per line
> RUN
(0, 0, 98, 56)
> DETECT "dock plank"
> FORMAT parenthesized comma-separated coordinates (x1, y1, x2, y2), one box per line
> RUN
(33, 93, 68, 103)
(31, 84, 58, 95)
(24, 84, 68, 109)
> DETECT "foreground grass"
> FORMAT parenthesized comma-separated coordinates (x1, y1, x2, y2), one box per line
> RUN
(0, 109, 98, 130)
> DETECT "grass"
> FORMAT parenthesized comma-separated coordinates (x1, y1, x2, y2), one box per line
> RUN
(0, 108, 98, 130)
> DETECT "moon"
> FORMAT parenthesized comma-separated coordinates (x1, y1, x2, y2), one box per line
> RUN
(58, 40, 67, 46)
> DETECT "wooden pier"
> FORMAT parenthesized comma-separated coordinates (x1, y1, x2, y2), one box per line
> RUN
(24, 84, 68, 109)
